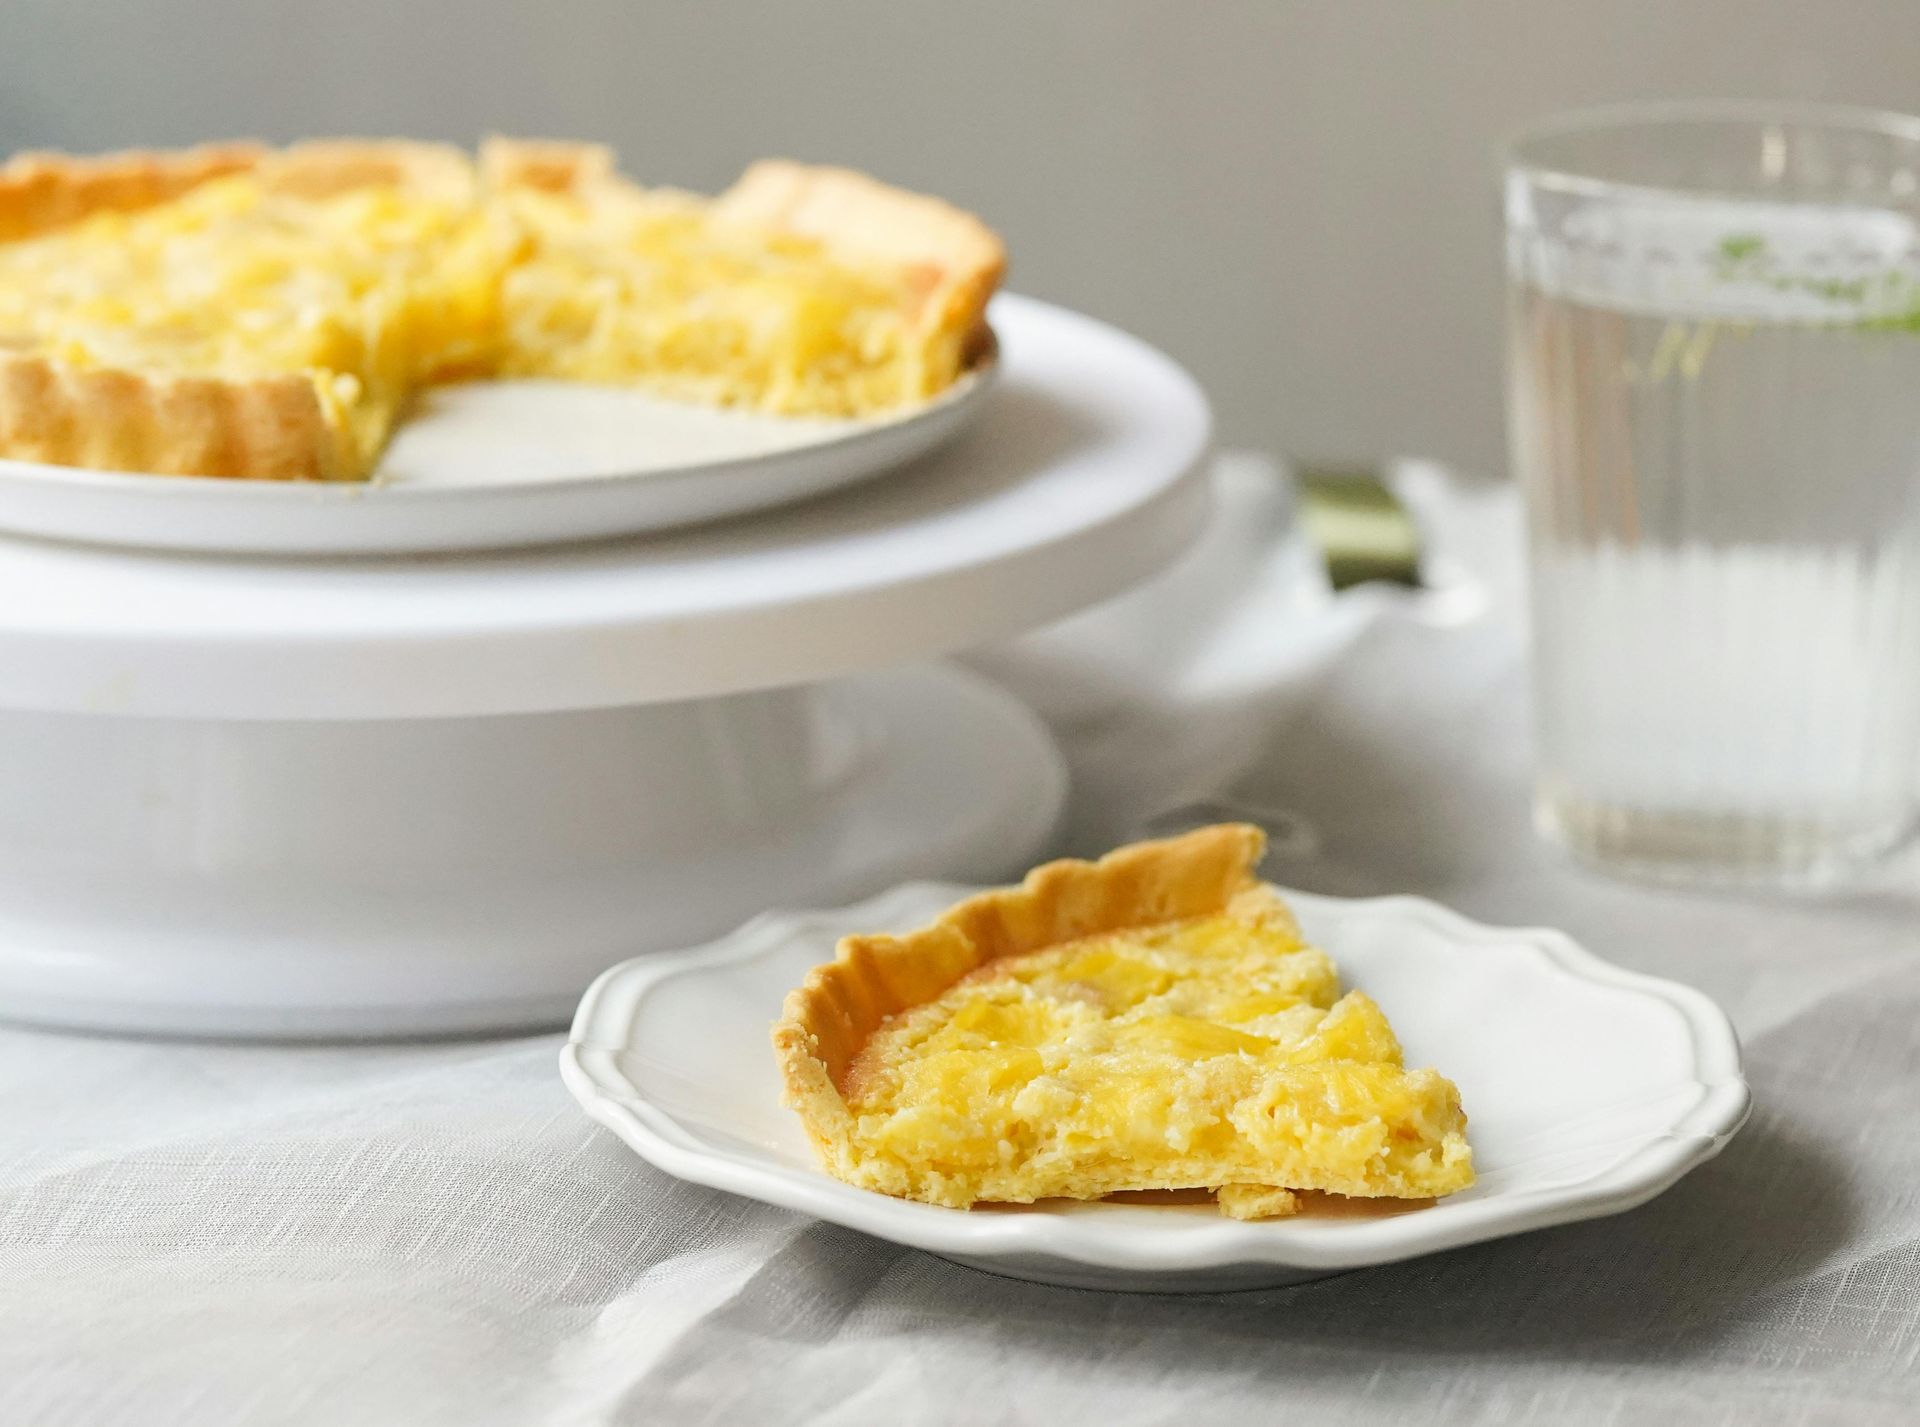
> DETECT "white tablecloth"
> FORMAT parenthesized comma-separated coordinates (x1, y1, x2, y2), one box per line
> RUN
(7, 457, 1918, 1426)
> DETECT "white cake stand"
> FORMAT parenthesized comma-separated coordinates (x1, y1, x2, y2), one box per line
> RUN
(0, 298, 1211, 1037)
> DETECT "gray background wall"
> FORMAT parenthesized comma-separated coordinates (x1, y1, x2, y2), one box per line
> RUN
(7, 1, 1919, 477)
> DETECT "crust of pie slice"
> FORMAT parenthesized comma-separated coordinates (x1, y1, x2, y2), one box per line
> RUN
(1216, 1184, 1302, 1220)
(773, 825, 1272, 1182)
(0, 358, 352, 482)
(774, 823, 1267, 1111)
(0, 140, 477, 481)
(773, 823, 1474, 1217)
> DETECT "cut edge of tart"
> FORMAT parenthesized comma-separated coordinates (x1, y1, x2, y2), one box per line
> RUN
(772, 824, 1475, 1218)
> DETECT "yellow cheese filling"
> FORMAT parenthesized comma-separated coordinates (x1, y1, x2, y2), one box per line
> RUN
(838, 909, 1475, 1213)
(497, 186, 961, 417)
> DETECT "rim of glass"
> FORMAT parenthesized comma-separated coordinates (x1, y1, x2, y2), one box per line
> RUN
(1503, 98, 1920, 204)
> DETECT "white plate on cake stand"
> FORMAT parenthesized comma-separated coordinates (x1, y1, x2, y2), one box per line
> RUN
(562, 883, 1750, 1293)
(0, 322, 997, 556)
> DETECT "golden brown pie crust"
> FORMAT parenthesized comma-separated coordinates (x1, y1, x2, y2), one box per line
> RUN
(771, 824, 1268, 1165)
(0, 359, 349, 483)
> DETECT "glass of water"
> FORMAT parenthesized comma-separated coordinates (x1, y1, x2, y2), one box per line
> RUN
(1505, 102, 1920, 885)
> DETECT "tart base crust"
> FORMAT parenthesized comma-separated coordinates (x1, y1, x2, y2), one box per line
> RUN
(0, 356, 347, 482)
(774, 823, 1268, 1108)
(774, 825, 1275, 1206)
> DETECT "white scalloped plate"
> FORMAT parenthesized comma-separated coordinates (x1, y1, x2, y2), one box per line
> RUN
(561, 884, 1749, 1292)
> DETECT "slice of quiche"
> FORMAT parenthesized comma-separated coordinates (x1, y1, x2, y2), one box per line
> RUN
(772, 824, 1473, 1218)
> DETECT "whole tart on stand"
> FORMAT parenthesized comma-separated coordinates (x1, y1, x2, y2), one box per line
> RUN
(0, 138, 1006, 482)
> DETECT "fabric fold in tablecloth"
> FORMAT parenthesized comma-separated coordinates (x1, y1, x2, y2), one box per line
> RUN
(5, 454, 1919, 1427)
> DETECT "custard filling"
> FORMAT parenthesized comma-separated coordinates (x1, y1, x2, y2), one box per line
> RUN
(837, 905, 1474, 1213)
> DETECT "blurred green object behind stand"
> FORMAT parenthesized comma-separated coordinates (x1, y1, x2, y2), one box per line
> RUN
(1296, 464, 1422, 590)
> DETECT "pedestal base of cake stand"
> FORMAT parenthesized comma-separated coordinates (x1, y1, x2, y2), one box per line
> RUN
(0, 663, 1063, 1038)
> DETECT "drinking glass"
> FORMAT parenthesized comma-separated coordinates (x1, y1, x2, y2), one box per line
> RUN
(1505, 102, 1920, 885)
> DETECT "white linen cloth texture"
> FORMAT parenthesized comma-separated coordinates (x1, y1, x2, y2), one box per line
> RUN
(5, 455, 1918, 1426)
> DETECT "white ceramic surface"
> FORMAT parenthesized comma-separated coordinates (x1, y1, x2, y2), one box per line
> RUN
(562, 884, 1751, 1292)
(0, 359, 995, 556)
(0, 298, 1211, 720)
(0, 664, 1064, 1038)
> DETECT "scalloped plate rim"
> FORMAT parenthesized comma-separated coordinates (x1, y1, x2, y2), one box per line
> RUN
(561, 882, 1751, 1282)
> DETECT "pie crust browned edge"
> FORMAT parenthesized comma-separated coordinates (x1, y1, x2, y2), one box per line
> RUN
(0, 140, 473, 481)
(770, 823, 1271, 1168)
